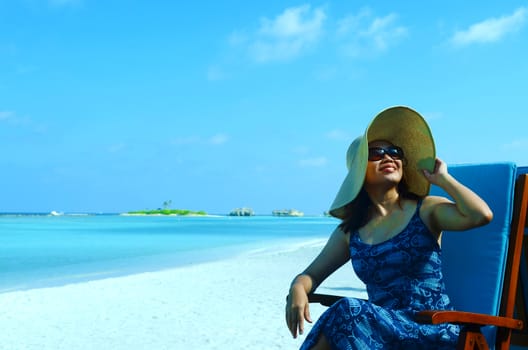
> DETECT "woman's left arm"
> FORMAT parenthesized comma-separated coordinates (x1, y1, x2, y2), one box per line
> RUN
(421, 158, 493, 233)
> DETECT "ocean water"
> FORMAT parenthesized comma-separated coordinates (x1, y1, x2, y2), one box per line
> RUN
(0, 215, 338, 293)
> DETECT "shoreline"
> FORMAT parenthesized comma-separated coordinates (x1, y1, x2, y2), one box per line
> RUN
(0, 240, 366, 349)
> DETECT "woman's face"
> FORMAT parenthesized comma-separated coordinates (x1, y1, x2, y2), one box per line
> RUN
(365, 140, 404, 187)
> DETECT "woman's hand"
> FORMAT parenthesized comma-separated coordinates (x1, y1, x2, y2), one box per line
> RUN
(285, 283, 312, 338)
(284, 227, 350, 338)
(422, 158, 449, 186)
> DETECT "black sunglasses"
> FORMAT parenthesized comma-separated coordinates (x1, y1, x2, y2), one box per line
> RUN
(368, 146, 404, 161)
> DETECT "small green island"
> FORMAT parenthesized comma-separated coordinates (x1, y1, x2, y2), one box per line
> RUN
(124, 209, 207, 216)
(123, 200, 207, 216)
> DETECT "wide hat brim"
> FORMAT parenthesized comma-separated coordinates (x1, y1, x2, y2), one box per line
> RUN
(329, 106, 436, 219)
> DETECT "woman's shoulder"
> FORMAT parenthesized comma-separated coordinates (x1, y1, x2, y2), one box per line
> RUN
(334, 225, 352, 244)
(421, 195, 453, 210)
(419, 195, 453, 237)
(419, 195, 451, 219)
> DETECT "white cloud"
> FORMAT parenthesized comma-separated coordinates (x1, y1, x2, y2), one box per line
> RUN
(15, 64, 38, 75)
(313, 65, 338, 80)
(228, 31, 249, 46)
(246, 4, 326, 63)
(292, 146, 310, 155)
(451, 7, 527, 46)
(0, 111, 29, 126)
(0, 111, 14, 121)
(0, 43, 17, 56)
(0, 110, 46, 133)
(337, 8, 408, 57)
(108, 143, 126, 153)
(171, 136, 201, 145)
(502, 138, 528, 150)
(337, 8, 371, 35)
(207, 66, 228, 81)
(209, 133, 229, 145)
(422, 112, 444, 121)
(298, 156, 328, 167)
(258, 4, 324, 37)
(225, 6, 410, 65)
(325, 129, 352, 141)
(49, 0, 82, 7)
(171, 133, 229, 146)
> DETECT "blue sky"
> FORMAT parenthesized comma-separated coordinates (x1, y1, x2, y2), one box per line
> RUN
(1, 1, 528, 215)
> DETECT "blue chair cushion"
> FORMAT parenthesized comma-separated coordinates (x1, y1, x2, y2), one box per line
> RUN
(430, 162, 516, 347)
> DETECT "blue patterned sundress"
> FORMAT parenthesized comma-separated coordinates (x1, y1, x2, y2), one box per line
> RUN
(300, 202, 460, 349)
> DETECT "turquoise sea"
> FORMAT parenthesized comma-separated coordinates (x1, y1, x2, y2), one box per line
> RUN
(0, 215, 338, 293)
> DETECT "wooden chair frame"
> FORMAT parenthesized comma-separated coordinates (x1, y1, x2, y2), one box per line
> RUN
(511, 239, 528, 347)
(309, 173, 528, 350)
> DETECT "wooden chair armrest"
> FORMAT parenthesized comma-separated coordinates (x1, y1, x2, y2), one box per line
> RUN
(308, 293, 345, 307)
(306, 295, 524, 331)
(416, 310, 523, 331)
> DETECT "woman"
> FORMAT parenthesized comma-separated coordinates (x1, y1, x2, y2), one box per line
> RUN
(285, 106, 493, 349)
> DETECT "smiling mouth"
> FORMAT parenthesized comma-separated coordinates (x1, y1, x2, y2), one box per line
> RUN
(380, 164, 397, 171)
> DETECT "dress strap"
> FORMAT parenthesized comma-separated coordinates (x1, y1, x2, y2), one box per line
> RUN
(415, 199, 423, 214)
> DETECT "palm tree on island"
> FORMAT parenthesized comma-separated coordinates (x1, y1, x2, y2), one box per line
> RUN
(123, 200, 207, 216)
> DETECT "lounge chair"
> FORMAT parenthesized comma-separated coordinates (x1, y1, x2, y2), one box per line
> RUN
(511, 166, 528, 350)
(309, 162, 528, 350)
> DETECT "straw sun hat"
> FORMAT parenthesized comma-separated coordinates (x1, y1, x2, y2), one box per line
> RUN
(329, 106, 436, 219)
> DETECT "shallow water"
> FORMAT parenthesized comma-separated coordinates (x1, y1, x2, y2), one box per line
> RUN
(0, 215, 338, 292)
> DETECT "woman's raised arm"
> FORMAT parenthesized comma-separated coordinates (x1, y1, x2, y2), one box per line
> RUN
(421, 158, 493, 234)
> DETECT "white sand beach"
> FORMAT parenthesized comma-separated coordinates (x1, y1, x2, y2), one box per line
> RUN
(0, 240, 366, 350)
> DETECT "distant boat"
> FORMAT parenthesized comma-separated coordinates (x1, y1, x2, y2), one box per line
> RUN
(272, 209, 304, 217)
(49, 210, 63, 216)
(229, 207, 255, 216)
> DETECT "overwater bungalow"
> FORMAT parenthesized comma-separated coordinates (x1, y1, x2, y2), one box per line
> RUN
(271, 209, 304, 217)
(229, 207, 255, 216)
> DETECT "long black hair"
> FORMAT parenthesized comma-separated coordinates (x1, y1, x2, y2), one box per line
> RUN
(338, 176, 422, 234)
